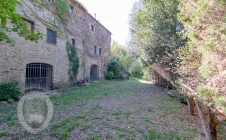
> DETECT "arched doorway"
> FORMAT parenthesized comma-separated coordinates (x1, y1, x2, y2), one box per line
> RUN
(25, 63, 53, 91)
(90, 65, 99, 81)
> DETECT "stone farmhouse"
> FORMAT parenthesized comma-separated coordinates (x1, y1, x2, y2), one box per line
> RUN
(0, 0, 111, 92)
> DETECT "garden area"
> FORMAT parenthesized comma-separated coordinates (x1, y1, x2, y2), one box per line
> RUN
(0, 79, 205, 140)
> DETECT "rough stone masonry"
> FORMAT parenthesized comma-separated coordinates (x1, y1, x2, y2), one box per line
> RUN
(0, 0, 111, 92)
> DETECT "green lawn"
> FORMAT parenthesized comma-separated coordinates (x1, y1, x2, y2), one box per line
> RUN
(0, 79, 204, 140)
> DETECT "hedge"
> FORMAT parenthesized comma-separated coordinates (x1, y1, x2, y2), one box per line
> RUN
(0, 81, 20, 101)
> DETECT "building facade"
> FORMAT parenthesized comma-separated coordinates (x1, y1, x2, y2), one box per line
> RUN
(0, 0, 111, 91)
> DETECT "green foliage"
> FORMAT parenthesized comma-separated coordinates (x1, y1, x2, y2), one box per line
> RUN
(110, 41, 133, 72)
(0, 0, 43, 44)
(215, 96, 226, 112)
(0, 81, 20, 101)
(0, 130, 7, 137)
(66, 41, 79, 85)
(7, 113, 17, 127)
(197, 86, 226, 112)
(142, 66, 151, 80)
(130, 0, 186, 64)
(53, 0, 69, 21)
(144, 128, 184, 140)
(178, 0, 226, 79)
(51, 115, 82, 139)
(197, 86, 215, 103)
(130, 66, 143, 78)
(129, 60, 144, 78)
(105, 71, 114, 80)
(199, 64, 216, 78)
(87, 135, 101, 140)
(107, 58, 129, 80)
(109, 41, 148, 79)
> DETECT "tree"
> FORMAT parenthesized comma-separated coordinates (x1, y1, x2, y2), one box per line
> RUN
(106, 41, 133, 80)
(110, 41, 133, 72)
(178, 0, 226, 113)
(0, 0, 42, 44)
(66, 41, 79, 84)
(129, 0, 186, 64)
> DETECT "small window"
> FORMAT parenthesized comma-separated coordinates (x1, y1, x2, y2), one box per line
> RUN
(91, 24, 95, 32)
(82, 40, 86, 47)
(94, 46, 97, 55)
(69, 5, 74, 13)
(99, 48, 102, 55)
(72, 39, 75, 46)
(47, 28, 57, 44)
(23, 18, 34, 31)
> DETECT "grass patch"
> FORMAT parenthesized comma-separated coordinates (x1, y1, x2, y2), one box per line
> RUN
(155, 94, 181, 116)
(80, 124, 91, 131)
(111, 111, 122, 116)
(197, 86, 215, 102)
(7, 113, 17, 127)
(116, 128, 136, 139)
(51, 114, 86, 139)
(51, 81, 131, 109)
(144, 117, 152, 123)
(125, 112, 132, 119)
(0, 80, 202, 139)
(111, 111, 122, 119)
(0, 130, 7, 137)
(86, 134, 101, 140)
(144, 128, 184, 140)
(91, 114, 101, 120)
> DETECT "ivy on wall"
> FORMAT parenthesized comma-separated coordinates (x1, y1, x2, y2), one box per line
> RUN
(22, 0, 70, 33)
(66, 41, 79, 84)
(21, 0, 88, 36)
(53, 0, 69, 21)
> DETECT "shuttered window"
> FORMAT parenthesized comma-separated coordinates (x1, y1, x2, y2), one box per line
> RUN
(72, 39, 75, 46)
(91, 24, 95, 32)
(99, 48, 102, 55)
(94, 46, 97, 55)
(47, 28, 57, 44)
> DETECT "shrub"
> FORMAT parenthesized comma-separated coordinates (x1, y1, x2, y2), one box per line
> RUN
(129, 59, 147, 79)
(106, 71, 114, 80)
(107, 59, 129, 80)
(0, 81, 20, 101)
(197, 86, 215, 103)
(0, 130, 7, 137)
(130, 66, 143, 78)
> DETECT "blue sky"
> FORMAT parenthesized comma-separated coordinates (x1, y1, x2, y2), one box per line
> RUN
(79, 0, 137, 46)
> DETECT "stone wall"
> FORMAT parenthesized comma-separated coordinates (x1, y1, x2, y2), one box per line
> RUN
(0, 0, 111, 91)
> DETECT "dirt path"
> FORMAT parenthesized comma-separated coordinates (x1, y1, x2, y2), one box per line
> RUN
(58, 80, 203, 140)
(0, 79, 203, 140)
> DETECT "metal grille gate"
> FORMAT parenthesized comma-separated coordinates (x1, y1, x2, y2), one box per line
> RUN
(25, 63, 53, 91)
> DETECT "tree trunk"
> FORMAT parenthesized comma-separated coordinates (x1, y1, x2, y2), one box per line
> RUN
(209, 109, 218, 140)
(187, 96, 195, 115)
